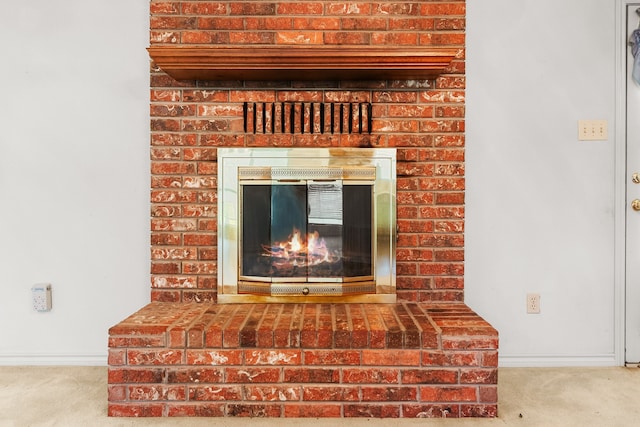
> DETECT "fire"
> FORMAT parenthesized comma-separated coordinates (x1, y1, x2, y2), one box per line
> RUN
(289, 229, 303, 253)
(262, 228, 338, 267)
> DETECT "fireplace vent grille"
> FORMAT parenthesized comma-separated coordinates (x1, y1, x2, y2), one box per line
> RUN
(243, 102, 372, 135)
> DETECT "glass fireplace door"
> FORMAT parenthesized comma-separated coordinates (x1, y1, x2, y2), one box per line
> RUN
(240, 178, 374, 295)
(217, 148, 396, 303)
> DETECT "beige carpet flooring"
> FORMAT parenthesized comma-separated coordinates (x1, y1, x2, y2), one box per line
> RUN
(0, 366, 639, 426)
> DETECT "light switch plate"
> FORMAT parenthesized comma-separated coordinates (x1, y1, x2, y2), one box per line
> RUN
(578, 120, 608, 141)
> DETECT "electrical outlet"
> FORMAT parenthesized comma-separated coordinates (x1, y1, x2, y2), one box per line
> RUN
(578, 120, 608, 141)
(527, 293, 540, 314)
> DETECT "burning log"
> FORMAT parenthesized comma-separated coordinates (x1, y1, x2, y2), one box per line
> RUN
(261, 228, 341, 269)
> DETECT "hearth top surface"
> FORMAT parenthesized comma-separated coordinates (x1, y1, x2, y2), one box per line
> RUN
(109, 302, 498, 350)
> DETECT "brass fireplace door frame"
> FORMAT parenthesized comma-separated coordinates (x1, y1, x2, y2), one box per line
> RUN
(217, 147, 396, 303)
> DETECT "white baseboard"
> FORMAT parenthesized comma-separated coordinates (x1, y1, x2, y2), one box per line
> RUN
(0, 354, 107, 366)
(499, 354, 620, 368)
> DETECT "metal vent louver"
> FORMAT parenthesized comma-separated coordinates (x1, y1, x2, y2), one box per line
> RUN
(243, 102, 372, 134)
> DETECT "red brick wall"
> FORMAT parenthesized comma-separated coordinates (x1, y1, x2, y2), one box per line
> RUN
(149, 0, 466, 303)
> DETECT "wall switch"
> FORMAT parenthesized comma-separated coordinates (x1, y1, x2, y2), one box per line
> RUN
(578, 120, 608, 141)
(526, 293, 540, 314)
(32, 284, 52, 312)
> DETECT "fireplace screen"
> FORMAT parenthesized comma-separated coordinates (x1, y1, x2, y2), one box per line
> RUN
(218, 148, 396, 303)
(241, 178, 373, 285)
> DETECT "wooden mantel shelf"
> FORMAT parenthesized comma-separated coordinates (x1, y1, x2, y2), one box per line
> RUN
(147, 46, 458, 81)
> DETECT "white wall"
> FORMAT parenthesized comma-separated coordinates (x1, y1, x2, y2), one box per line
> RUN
(466, 0, 619, 365)
(0, 0, 623, 366)
(0, 0, 150, 364)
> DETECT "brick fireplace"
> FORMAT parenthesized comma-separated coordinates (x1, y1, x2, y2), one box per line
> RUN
(108, 0, 498, 418)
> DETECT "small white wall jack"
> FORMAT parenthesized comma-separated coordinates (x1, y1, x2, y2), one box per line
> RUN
(32, 284, 52, 312)
(526, 293, 540, 314)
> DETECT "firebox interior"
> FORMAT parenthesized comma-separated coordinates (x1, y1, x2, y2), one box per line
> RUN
(240, 182, 373, 282)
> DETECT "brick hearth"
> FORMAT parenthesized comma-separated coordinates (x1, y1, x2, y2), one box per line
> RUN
(108, 302, 497, 417)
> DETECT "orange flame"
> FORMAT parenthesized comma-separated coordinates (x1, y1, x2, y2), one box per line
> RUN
(262, 228, 338, 267)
